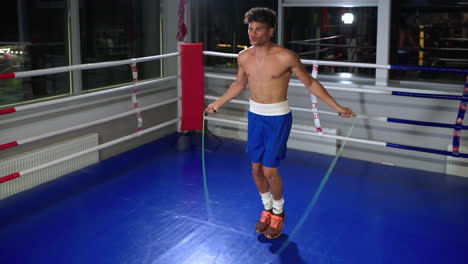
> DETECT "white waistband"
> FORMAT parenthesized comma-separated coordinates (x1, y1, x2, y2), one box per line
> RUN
(249, 99, 291, 116)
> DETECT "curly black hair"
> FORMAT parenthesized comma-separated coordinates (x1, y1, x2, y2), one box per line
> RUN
(244, 7, 277, 28)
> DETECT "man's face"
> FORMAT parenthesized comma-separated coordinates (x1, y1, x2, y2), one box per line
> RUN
(248, 22, 274, 46)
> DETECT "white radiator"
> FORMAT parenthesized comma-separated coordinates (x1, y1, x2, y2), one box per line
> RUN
(446, 145, 468, 177)
(0, 134, 99, 199)
(207, 117, 338, 155)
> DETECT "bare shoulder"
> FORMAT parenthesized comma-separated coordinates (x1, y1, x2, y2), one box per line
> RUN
(275, 46, 296, 56)
(274, 46, 301, 65)
(238, 47, 253, 64)
(239, 46, 255, 57)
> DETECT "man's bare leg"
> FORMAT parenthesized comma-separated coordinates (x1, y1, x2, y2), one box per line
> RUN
(252, 162, 270, 193)
(253, 163, 285, 238)
(253, 162, 274, 233)
(261, 165, 285, 239)
(252, 163, 284, 210)
(261, 166, 283, 201)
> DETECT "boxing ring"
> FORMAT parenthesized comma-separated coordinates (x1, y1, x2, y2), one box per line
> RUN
(1, 44, 468, 264)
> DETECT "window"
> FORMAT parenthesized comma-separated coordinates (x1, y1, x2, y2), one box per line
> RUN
(390, 1, 468, 83)
(0, 0, 69, 106)
(284, 7, 378, 77)
(0, 0, 162, 107)
(191, 0, 278, 71)
(80, 0, 161, 91)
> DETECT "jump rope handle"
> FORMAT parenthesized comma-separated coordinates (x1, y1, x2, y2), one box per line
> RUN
(338, 112, 356, 117)
(204, 109, 217, 114)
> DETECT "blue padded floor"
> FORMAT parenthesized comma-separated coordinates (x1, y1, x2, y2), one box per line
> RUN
(1, 133, 468, 264)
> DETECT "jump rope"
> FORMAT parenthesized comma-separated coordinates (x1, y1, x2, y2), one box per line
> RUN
(201, 111, 213, 219)
(201, 110, 358, 257)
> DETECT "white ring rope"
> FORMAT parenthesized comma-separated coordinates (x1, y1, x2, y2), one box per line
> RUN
(205, 73, 459, 96)
(203, 51, 391, 69)
(13, 53, 179, 79)
(204, 95, 388, 122)
(19, 119, 179, 177)
(288, 35, 344, 44)
(18, 98, 178, 146)
(12, 76, 177, 112)
(204, 116, 386, 147)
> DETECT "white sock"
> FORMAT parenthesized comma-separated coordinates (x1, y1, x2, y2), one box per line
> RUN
(272, 198, 284, 214)
(260, 192, 273, 211)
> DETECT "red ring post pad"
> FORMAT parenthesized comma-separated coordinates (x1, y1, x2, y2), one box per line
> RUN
(0, 141, 19, 151)
(0, 107, 17, 115)
(0, 172, 21, 184)
(180, 43, 205, 131)
(0, 72, 16, 80)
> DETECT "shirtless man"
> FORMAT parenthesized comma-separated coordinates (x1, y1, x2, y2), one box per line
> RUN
(206, 7, 354, 239)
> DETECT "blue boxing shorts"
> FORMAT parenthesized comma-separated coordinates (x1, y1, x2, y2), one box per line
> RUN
(247, 99, 292, 168)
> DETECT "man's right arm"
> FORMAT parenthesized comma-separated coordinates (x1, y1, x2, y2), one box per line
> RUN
(289, 51, 354, 118)
(206, 56, 248, 114)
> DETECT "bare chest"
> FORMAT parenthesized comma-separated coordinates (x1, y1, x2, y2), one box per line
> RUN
(243, 56, 291, 82)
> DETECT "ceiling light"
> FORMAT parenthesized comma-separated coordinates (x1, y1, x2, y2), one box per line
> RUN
(342, 13, 354, 24)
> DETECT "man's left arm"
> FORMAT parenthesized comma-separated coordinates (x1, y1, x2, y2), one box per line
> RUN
(289, 52, 354, 118)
